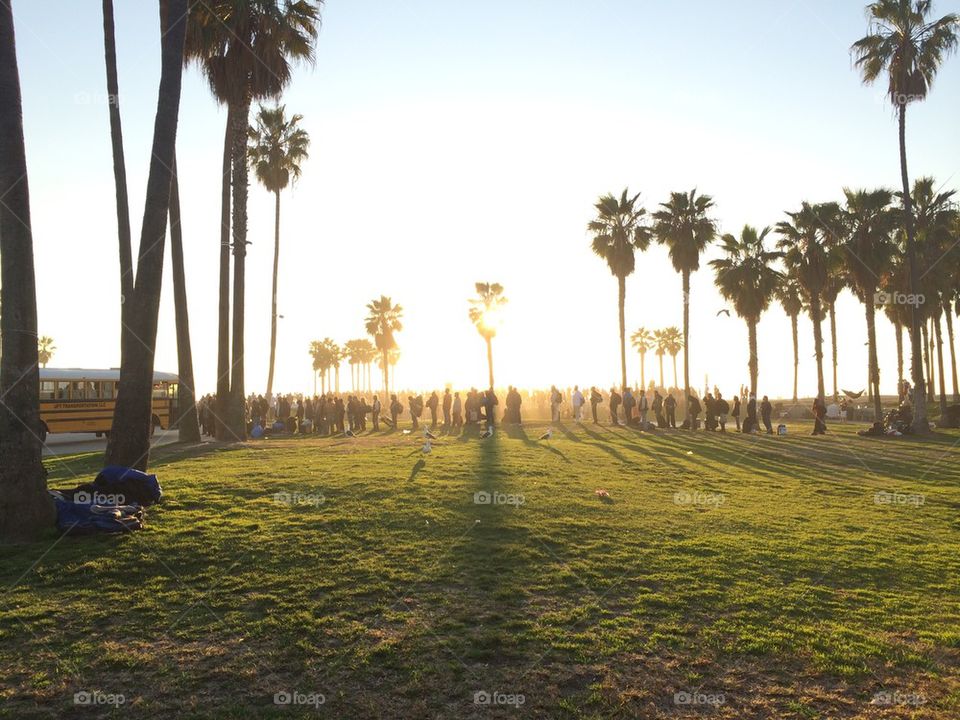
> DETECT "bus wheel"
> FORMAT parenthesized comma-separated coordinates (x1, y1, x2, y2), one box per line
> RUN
(95, 432, 102, 438)
(151, 414, 161, 436)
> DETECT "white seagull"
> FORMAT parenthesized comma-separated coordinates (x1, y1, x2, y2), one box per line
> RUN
(422, 441, 432, 454)
(538, 428, 553, 441)
(424, 428, 438, 440)
(479, 426, 494, 440)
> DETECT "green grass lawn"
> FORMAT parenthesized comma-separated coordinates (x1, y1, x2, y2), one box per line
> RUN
(2, 422, 959, 719)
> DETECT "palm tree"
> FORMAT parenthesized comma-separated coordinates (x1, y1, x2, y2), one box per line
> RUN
(185, 0, 321, 439)
(663, 326, 684, 390)
(908, 178, 958, 417)
(101, 0, 134, 370)
(776, 275, 804, 403)
(468, 282, 508, 390)
(653, 189, 717, 417)
(359, 340, 377, 392)
(169, 153, 200, 442)
(852, 0, 959, 433)
(248, 104, 310, 398)
(309, 339, 332, 394)
(630, 327, 654, 391)
(106, 0, 189, 470)
(0, 2, 56, 540)
(710, 226, 783, 397)
(653, 329, 668, 388)
(365, 296, 403, 393)
(344, 339, 365, 390)
(588, 189, 652, 390)
(37, 336, 56, 368)
(840, 188, 897, 421)
(777, 202, 841, 404)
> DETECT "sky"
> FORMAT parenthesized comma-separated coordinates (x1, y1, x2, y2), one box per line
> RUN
(9, 0, 960, 398)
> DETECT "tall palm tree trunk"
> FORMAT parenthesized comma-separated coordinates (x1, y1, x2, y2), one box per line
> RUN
(944, 303, 959, 403)
(216, 106, 233, 439)
(811, 293, 826, 402)
(929, 318, 937, 402)
(898, 103, 928, 432)
(865, 297, 882, 421)
(265, 189, 280, 398)
(228, 97, 251, 439)
(895, 319, 904, 396)
(934, 310, 948, 419)
(106, 0, 188, 470)
(791, 313, 799, 403)
(0, 1, 56, 540)
(829, 303, 838, 402)
(486, 336, 495, 390)
(922, 321, 933, 403)
(639, 353, 646, 393)
(658, 355, 664, 388)
(102, 0, 134, 367)
(747, 318, 758, 398)
(169, 154, 200, 442)
(617, 275, 627, 390)
(672, 355, 678, 389)
(682, 270, 691, 418)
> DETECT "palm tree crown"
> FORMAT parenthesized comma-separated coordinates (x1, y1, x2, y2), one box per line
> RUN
(249, 104, 310, 194)
(710, 226, 783, 323)
(468, 282, 508, 341)
(852, 0, 958, 109)
(652, 190, 717, 275)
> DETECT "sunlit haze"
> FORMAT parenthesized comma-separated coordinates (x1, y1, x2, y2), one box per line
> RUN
(15, 0, 960, 396)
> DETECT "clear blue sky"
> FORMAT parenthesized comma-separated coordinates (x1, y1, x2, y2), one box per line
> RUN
(10, 0, 960, 397)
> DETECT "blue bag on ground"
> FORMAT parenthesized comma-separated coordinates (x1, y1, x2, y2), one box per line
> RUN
(50, 491, 144, 534)
(94, 465, 163, 506)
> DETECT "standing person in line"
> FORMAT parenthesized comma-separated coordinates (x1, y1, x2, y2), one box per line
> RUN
(760, 395, 774, 434)
(664, 392, 677, 429)
(452, 391, 463, 430)
(745, 394, 758, 433)
(716, 391, 729, 432)
(442, 388, 452, 430)
(483, 388, 498, 429)
(426, 391, 439, 429)
(609, 387, 622, 426)
(638, 387, 649, 429)
(731, 394, 741, 431)
(687, 393, 702, 430)
(622, 386, 635, 426)
(371, 395, 381, 431)
(390, 394, 402, 428)
(571, 385, 585, 422)
(590, 386, 603, 424)
(550, 385, 563, 423)
(652, 390, 664, 428)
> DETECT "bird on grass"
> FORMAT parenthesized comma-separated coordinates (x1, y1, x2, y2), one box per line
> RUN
(344, 429, 356, 438)
(479, 426, 494, 440)
(424, 428, 438, 440)
(538, 428, 553, 441)
(421, 441, 432, 454)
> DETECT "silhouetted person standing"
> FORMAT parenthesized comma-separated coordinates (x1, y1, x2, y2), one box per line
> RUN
(687, 394, 702, 430)
(761, 395, 773, 434)
(609, 387, 622, 426)
(664, 393, 677, 429)
(590, 387, 602, 424)
(732, 395, 741, 431)
(550, 385, 562, 423)
(372, 395, 381, 431)
(427, 391, 439, 429)
(745, 395, 758, 433)
(442, 389, 452, 429)
(452, 391, 463, 429)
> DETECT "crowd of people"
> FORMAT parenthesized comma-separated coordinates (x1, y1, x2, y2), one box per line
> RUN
(193, 383, 846, 438)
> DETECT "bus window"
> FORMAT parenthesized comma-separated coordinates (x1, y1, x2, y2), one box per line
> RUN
(56, 382, 70, 400)
(101, 381, 115, 399)
(152, 383, 167, 399)
(168, 383, 178, 399)
(83, 381, 97, 399)
(40, 381, 56, 400)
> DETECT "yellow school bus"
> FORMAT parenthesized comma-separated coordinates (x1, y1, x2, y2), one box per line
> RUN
(38, 368, 179, 441)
